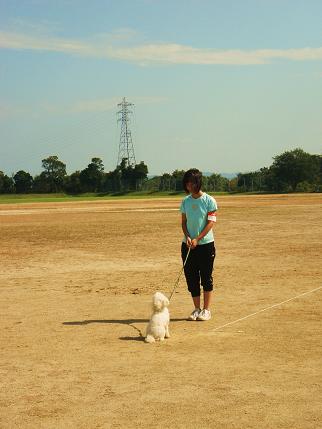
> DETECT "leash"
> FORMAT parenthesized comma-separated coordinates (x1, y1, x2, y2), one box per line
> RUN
(168, 246, 191, 302)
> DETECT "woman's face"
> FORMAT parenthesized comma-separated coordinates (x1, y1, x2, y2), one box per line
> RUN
(186, 181, 196, 194)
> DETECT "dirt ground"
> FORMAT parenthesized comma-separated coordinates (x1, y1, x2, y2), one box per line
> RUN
(0, 193, 321, 429)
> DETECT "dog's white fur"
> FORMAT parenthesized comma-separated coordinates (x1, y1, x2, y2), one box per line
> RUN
(145, 292, 170, 343)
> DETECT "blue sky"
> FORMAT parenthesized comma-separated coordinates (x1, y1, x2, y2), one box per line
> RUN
(0, 0, 322, 176)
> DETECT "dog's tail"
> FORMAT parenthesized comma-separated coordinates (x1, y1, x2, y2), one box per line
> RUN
(145, 335, 155, 344)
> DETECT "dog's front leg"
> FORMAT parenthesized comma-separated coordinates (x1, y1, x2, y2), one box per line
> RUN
(165, 324, 170, 338)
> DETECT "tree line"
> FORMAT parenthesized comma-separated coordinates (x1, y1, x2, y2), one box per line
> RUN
(233, 148, 321, 193)
(0, 157, 149, 194)
(0, 148, 321, 194)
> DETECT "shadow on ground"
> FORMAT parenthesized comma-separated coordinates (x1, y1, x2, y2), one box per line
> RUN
(62, 318, 187, 341)
(63, 318, 186, 326)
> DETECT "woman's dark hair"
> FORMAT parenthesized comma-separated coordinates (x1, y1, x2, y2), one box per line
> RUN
(182, 168, 202, 194)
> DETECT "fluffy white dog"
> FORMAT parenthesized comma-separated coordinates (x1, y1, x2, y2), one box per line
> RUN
(145, 292, 170, 343)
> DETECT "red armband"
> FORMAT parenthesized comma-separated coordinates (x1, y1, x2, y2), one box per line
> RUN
(207, 211, 217, 222)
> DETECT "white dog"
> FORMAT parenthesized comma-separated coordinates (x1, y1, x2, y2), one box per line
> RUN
(145, 292, 170, 343)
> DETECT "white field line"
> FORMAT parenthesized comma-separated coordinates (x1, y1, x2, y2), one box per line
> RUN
(210, 285, 322, 333)
(0, 207, 179, 216)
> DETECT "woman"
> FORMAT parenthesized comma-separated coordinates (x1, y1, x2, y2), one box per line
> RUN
(180, 169, 218, 321)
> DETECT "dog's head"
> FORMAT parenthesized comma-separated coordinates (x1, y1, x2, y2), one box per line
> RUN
(152, 292, 169, 311)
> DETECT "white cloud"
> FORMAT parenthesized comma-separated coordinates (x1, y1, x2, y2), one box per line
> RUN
(0, 31, 91, 56)
(1, 30, 322, 65)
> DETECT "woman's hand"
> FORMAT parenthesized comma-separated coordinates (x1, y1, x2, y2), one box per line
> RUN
(190, 238, 198, 249)
(186, 236, 192, 248)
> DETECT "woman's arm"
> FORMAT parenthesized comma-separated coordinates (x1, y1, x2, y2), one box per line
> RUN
(191, 220, 215, 248)
(181, 213, 192, 247)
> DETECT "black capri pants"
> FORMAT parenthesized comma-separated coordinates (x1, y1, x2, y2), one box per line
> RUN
(181, 241, 216, 297)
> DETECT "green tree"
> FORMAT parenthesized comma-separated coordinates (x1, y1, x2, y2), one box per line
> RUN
(117, 159, 149, 191)
(120, 159, 134, 190)
(64, 171, 82, 194)
(207, 173, 229, 192)
(133, 161, 148, 190)
(0, 171, 15, 194)
(13, 170, 33, 193)
(271, 148, 320, 192)
(101, 170, 121, 193)
(41, 155, 67, 192)
(33, 172, 51, 193)
(91, 157, 104, 172)
(159, 173, 172, 191)
(258, 167, 273, 192)
(228, 177, 238, 192)
(79, 157, 105, 192)
(172, 169, 185, 191)
(236, 172, 262, 192)
(141, 175, 161, 192)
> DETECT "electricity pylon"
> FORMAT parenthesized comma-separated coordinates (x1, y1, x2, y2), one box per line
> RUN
(116, 97, 136, 167)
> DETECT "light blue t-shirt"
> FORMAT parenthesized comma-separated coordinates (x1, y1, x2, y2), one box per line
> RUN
(180, 192, 218, 245)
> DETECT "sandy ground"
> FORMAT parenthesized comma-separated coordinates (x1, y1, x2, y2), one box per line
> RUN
(0, 193, 321, 429)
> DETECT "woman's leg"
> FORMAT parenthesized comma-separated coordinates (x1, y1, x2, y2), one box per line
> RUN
(199, 242, 216, 310)
(181, 243, 200, 305)
(203, 291, 212, 310)
(192, 295, 201, 309)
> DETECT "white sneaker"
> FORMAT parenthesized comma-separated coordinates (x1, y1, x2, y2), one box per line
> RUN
(188, 308, 202, 321)
(197, 309, 211, 321)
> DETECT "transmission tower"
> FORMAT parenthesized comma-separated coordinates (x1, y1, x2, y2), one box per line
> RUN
(116, 97, 136, 168)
